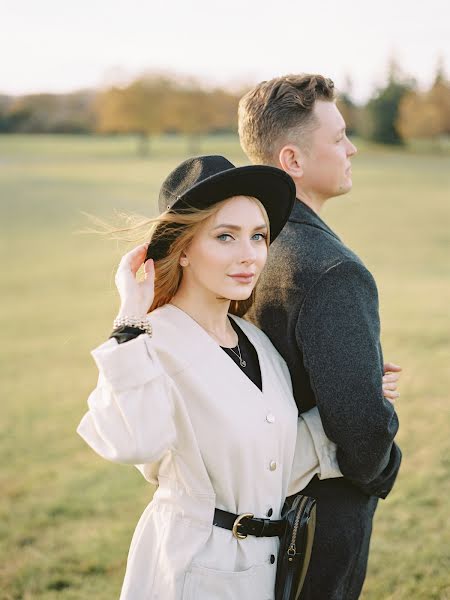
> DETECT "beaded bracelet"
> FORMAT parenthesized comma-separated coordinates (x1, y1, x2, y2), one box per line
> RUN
(113, 315, 153, 337)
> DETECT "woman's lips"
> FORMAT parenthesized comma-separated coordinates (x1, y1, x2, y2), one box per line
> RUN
(228, 273, 255, 283)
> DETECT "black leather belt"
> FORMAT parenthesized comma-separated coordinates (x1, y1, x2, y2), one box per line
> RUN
(213, 508, 286, 540)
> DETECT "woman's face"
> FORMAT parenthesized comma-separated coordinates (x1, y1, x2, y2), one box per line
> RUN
(181, 196, 269, 302)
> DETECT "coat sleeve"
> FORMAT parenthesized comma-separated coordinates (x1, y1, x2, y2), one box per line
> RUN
(296, 260, 402, 498)
(77, 334, 177, 465)
(288, 407, 343, 496)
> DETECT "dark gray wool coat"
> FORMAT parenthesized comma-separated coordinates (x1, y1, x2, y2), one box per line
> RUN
(246, 200, 402, 600)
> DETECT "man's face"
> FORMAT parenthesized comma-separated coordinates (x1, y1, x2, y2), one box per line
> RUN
(298, 100, 357, 201)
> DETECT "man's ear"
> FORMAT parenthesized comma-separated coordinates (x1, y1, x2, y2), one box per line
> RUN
(278, 144, 304, 179)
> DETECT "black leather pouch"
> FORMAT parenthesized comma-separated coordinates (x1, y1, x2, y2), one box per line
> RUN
(275, 493, 317, 600)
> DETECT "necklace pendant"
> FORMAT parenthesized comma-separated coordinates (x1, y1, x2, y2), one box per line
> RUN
(240, 359, 247, 367)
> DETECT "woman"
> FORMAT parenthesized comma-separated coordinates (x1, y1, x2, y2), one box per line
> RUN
(77, 156, 400, 600)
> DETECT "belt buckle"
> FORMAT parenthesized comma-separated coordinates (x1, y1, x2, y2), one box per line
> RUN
(232, 512, 254, 539)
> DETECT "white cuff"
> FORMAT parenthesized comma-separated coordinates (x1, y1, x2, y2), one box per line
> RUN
(91, 335, 163, 393)
(300, 407, 343, 480)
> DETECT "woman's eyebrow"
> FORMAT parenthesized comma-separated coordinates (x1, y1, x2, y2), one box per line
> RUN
(211, 223, 268, 231)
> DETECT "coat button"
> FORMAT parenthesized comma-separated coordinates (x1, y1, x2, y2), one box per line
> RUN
(267, 507, 273, 517)
(269, 460, 277, 471)
(270, 554, 276, 564)
(265, 413, 275, 423)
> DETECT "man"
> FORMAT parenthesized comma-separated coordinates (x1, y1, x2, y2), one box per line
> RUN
(239, 74, 402, 599)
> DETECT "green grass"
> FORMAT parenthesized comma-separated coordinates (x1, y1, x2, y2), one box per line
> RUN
(1, 134, 449, 599)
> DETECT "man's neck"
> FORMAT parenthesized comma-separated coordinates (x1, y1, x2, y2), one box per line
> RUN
(295, 192, 326, 215)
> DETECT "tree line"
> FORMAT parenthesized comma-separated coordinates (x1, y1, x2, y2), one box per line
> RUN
(1, 62, 449, 152)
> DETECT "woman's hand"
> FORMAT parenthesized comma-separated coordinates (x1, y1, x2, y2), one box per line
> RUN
(382, 362, 402, 404)
(115, 243, 155, 318)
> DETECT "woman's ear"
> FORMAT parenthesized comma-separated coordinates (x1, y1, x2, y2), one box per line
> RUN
(179, 252, 189, 267)
(278, 144, 304, 179)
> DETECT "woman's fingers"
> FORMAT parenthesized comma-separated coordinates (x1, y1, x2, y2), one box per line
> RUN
(383, 372, 400, 383)
(382, 362, 402, 404)
(143, 259, 155, 289)
(123, 243, 150, 274)
(143, 257, 154, 277)
(115, 243, 153, 311)
(383, 382, 398, 391)
(116, 243, 149, 279)
(384, 389, 400, 403)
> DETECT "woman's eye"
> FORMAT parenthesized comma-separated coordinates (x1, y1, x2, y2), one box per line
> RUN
(217, 233, 233, 241)
(252, 233, 267, 241)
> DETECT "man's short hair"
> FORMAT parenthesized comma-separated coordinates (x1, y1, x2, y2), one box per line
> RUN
(238, 74, 336, 165)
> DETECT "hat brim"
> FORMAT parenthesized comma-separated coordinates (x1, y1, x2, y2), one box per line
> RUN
(147, 165, 296, 262)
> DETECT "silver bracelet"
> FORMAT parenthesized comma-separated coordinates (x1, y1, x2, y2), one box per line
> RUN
(113, 315, 153, 337)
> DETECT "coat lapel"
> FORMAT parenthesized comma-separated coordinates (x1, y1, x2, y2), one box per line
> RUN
(159, 304, 267, 397)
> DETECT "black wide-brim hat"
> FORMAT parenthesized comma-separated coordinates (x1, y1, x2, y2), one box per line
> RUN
(146, 155, 296, 262)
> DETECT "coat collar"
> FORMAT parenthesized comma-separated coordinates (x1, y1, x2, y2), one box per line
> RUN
(288, 199, 341, 242)
(155, 304, 268, 396)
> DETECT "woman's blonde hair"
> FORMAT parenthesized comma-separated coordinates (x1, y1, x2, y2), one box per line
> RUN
(88, 195, 270, 317)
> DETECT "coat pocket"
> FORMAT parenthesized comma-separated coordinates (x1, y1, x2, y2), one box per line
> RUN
(182, 562, 275, 600)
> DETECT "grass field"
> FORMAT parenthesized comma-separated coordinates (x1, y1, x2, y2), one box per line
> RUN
(0, 134, 449, 600)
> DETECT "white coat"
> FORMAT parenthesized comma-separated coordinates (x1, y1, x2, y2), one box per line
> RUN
(77, 304, 342, 600)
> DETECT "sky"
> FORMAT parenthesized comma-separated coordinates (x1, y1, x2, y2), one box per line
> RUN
(1, 0, 449, 102)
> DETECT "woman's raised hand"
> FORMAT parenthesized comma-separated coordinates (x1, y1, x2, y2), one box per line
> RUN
(115, 243, 155, 318)
(382, 362, 402, 404)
